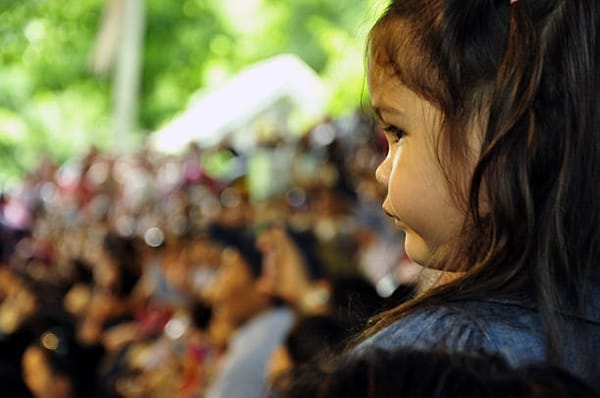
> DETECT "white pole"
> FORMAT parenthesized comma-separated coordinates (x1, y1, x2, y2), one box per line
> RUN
(113, 0, 145, 153)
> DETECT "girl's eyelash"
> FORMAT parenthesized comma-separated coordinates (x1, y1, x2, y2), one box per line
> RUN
(382, 125, 406, 139)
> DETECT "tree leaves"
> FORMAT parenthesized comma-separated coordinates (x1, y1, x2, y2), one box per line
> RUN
(0, 0, 379, 183)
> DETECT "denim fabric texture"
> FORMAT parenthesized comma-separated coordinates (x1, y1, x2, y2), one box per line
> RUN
(357, 298, 600, 391)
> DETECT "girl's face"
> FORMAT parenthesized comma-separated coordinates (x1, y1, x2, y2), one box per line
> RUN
(368, 63, 467, 266)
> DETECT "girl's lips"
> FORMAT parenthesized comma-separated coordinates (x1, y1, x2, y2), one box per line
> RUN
(382, 206, 395, 219)
(383, 206, 406, 229)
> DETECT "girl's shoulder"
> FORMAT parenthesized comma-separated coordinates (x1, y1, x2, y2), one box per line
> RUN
(359, 298, 546, 365)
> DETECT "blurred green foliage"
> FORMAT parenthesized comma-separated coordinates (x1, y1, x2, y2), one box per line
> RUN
(0, 0, 385, 185)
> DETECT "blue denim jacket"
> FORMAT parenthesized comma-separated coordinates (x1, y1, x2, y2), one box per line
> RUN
(357, 297, 600, 391)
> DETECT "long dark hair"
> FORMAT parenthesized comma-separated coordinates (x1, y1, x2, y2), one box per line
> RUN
(363, 0, 600, 364)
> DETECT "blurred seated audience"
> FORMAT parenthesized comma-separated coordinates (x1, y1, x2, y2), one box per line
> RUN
(202, 224, 294, 398)
(256, 225, 330, 314)
(0, 111, 408, 397)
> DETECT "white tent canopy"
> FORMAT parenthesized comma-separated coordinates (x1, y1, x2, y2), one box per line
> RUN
(149, 54, 328, 154)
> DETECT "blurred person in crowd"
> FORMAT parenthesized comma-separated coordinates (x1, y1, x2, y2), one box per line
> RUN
(0, 268, 38, 336)
(108, 301, 214, 398)
(206, 225, 293, 398)
(22, 324, 99, 398)
(0, 105, 429, 398)
(217, 176, 253, 229)
(0, 270, 40, 397)
(256, 225, 331, 315)
(77, 233, 141, 348)
(257, 224, 386, 395)
(135, 234, 195, 309)
(267, 314, 346, 396)
(257, 225, 383, 327)
(95, 231, 220, 397)
(327, 275, 384, 334)
(298, 124, 365, 276)
(176, 300, 216, 397)
(0, 191, 23, 263)
(202, 223, 293, 398)
(381, 282, 416, 311)
(289, 347, 599, 398)
(123, 231, 220, 340)
(62, 258, 95, 319)
(307, 185, 361, 276)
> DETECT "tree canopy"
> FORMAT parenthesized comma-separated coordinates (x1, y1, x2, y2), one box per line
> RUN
(0, 0, 385, 184)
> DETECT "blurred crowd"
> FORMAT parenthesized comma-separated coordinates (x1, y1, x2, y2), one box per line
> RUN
(0, 111, 421, 398)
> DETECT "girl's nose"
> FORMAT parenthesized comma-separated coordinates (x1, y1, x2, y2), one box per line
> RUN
(375, 155, 391, 187)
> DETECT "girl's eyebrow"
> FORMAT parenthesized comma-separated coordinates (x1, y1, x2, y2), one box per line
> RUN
(372, 106, 392, 124)
(371, 105, 404, 124)
(371, 106, 384, 122)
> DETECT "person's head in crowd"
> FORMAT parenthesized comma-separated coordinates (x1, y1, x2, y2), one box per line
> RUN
(0, 273, 48, 398)
(267, 314, 347, 394)
(62, 258, 94, 318)
(256, 225, 330, 314)
(184, 234, 222, 298)
(203, 223, 270, 329)
(22, 325, 97, 398)
(99, 232, 141, 299)
(22, 328, 76, 398)
(288, 348, 598, 398)
(328, 275, 383, 331)
(217, 176, 251, 228)
(76, 233, 142, 346)
(0, 269, 38, 335)
(156, 234, 196, 297)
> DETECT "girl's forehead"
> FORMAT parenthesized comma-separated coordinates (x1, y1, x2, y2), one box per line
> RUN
(368, 65, 414, 112)
(367, 60, 402, 89)
(367, 50, 421, 104)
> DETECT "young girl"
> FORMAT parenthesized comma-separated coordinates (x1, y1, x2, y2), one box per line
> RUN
(357, 0, 600, 389)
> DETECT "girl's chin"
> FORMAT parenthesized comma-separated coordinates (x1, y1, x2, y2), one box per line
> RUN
(403, 233, 432, 267)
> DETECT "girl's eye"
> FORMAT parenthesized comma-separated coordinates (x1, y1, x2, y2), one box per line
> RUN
(382, 125, 406, 141)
